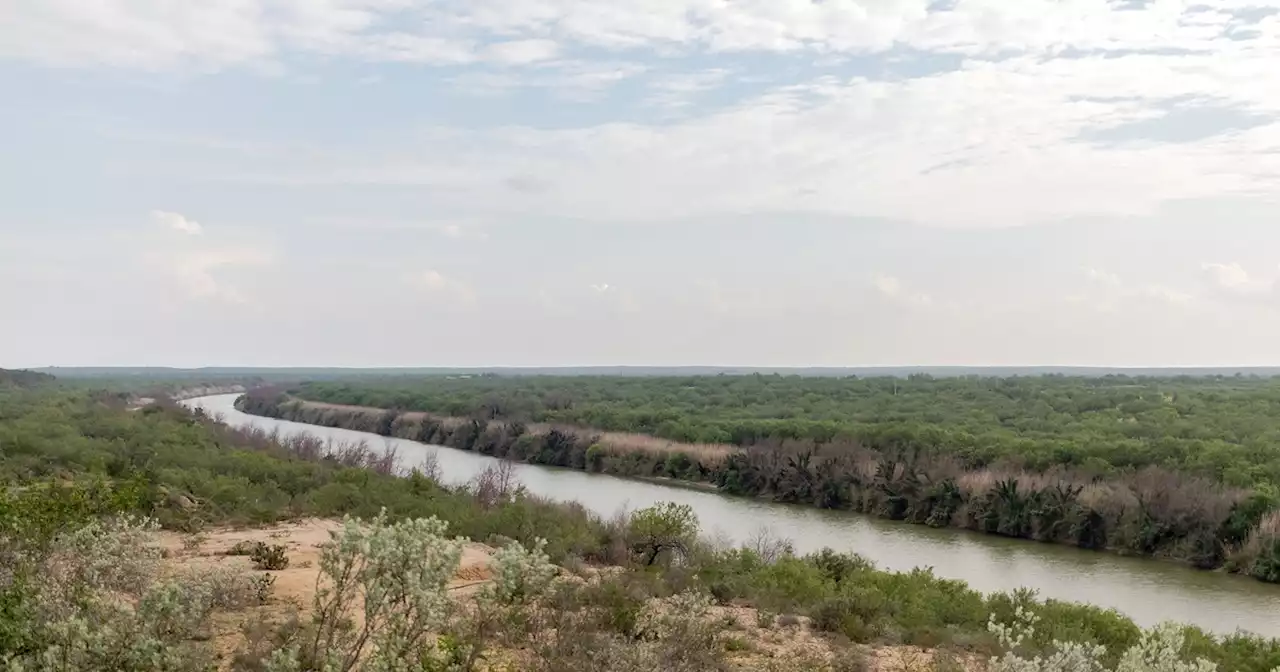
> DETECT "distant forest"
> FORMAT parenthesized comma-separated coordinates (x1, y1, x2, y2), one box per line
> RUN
(292, 374, 1280, 488)
(0, 368, 54, 388)
(35, 365, 1280, 379)
(237, 373, 1280, 580)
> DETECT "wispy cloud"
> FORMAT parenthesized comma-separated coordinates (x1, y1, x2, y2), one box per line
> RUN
(10, 0, 1280, 368)
(7, 0, 1278, 71)
(872, 273, 932, 307)
(1201, 262, 1263, 292)
(1084, 267, 1122, 287)
(1071, 266, 1196, 312)
(151, 210, 202, 236)
(137, 211, 272, 305)
(191, 48, 1280, 227)
(171, 248, 271, 304)
(484, 39, 560, 65)
(407, 269, 476, 304)
(646, 68, 732, 110)
(1200, 262, 1276, 303)
(449, 60, 648, 99)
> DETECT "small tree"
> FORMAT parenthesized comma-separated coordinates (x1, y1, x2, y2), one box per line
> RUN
(470, 460, 522, 509)
(628, 502, 699, 566)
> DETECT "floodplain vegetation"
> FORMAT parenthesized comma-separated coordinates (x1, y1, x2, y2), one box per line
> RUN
(241, 374, 1280, 580)
(5, 372, 1280, 671)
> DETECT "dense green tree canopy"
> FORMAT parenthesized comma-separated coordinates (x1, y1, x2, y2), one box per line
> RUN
(294, 374, 1280, 489)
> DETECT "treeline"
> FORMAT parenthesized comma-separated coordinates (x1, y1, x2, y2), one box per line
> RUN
(239, 391, 1280, 582)
(0, 367, 54, 389)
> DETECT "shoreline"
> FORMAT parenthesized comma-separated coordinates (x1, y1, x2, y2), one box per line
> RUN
(230, 392, 1274, 585)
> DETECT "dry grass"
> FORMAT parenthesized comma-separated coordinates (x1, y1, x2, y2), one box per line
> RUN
(956, 471, 998, 499)
(301, 400, 470, 429)
(289, 398, 736, 464)
(1231, 510, 1280, 570)
(560, 426, 735, 464)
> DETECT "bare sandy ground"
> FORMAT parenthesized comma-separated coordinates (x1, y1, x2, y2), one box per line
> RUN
(158, 520, 980, 671)
(157, 519, 496, 667)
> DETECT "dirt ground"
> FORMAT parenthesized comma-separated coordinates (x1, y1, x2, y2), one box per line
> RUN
(157, 519, 496, 667)
(158, 520, 979, 672)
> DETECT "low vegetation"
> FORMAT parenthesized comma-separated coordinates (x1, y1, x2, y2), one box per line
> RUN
(240, 379, 1280, 580)
(7, 380, 1280, 670)
(0, 368, 54, 389)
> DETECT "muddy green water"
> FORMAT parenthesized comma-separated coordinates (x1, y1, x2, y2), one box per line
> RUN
(186, 393, 1280, 637)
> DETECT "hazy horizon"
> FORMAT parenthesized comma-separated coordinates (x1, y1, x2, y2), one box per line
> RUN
(5, 2, 1280, 367)
(23, 363, 1280, 377)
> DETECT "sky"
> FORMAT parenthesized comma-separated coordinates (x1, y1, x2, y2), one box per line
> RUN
(3, 0, 1280, 368)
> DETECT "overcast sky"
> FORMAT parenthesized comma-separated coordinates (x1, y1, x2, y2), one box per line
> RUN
(3, 0, 1280, 368)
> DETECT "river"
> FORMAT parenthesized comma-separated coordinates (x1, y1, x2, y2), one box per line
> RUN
(185, 393, 1280, 637)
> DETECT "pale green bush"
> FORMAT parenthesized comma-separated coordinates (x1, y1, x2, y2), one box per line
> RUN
(988, 606, 1107, 672)
(264, 511, 465, 672)
(988, 606, 1233, 672)
(194, 566, 274, 610)
(480, 537, 558, 607)
(1, 515, 278, 672)
(261, 511, 569, 672)
(634, 590, 714, 640)
(3, 515, 246, 672)
(455, 537, 561, 669)
(1113, 625, 1216, 672)
(35, 516, 161, 623)
(604, 590, 726, 672)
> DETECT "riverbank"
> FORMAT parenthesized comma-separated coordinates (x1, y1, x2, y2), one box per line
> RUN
(235, 390, 1280, 592)
(235, 392, 732, 483)
(127, 384, 248, 410)
(194, 391, 1280, 636)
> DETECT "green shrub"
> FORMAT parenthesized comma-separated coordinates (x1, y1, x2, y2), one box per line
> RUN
(250, 542, 290, 571)
(811, 595, 880, 643)
(1250, 539, 1280, 583)
(805, 548, 875, 583)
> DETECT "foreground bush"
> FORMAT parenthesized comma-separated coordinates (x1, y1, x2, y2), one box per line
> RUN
(988, 606, 1230, 672)
(2, 515, 266, 671)
(259, 510, 560, 672)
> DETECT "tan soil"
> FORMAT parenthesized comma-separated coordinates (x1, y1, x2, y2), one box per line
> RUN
(157, 519, 495, 668)
(160, 521, 982, 672)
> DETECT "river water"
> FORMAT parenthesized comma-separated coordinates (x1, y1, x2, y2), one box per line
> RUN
(185, 393, 1280, 637)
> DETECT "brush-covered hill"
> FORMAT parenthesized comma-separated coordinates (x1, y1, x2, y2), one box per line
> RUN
(0, 368, 55, 388)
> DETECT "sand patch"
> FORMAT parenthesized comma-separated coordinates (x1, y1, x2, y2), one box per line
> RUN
(158, 519, 496, 668)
